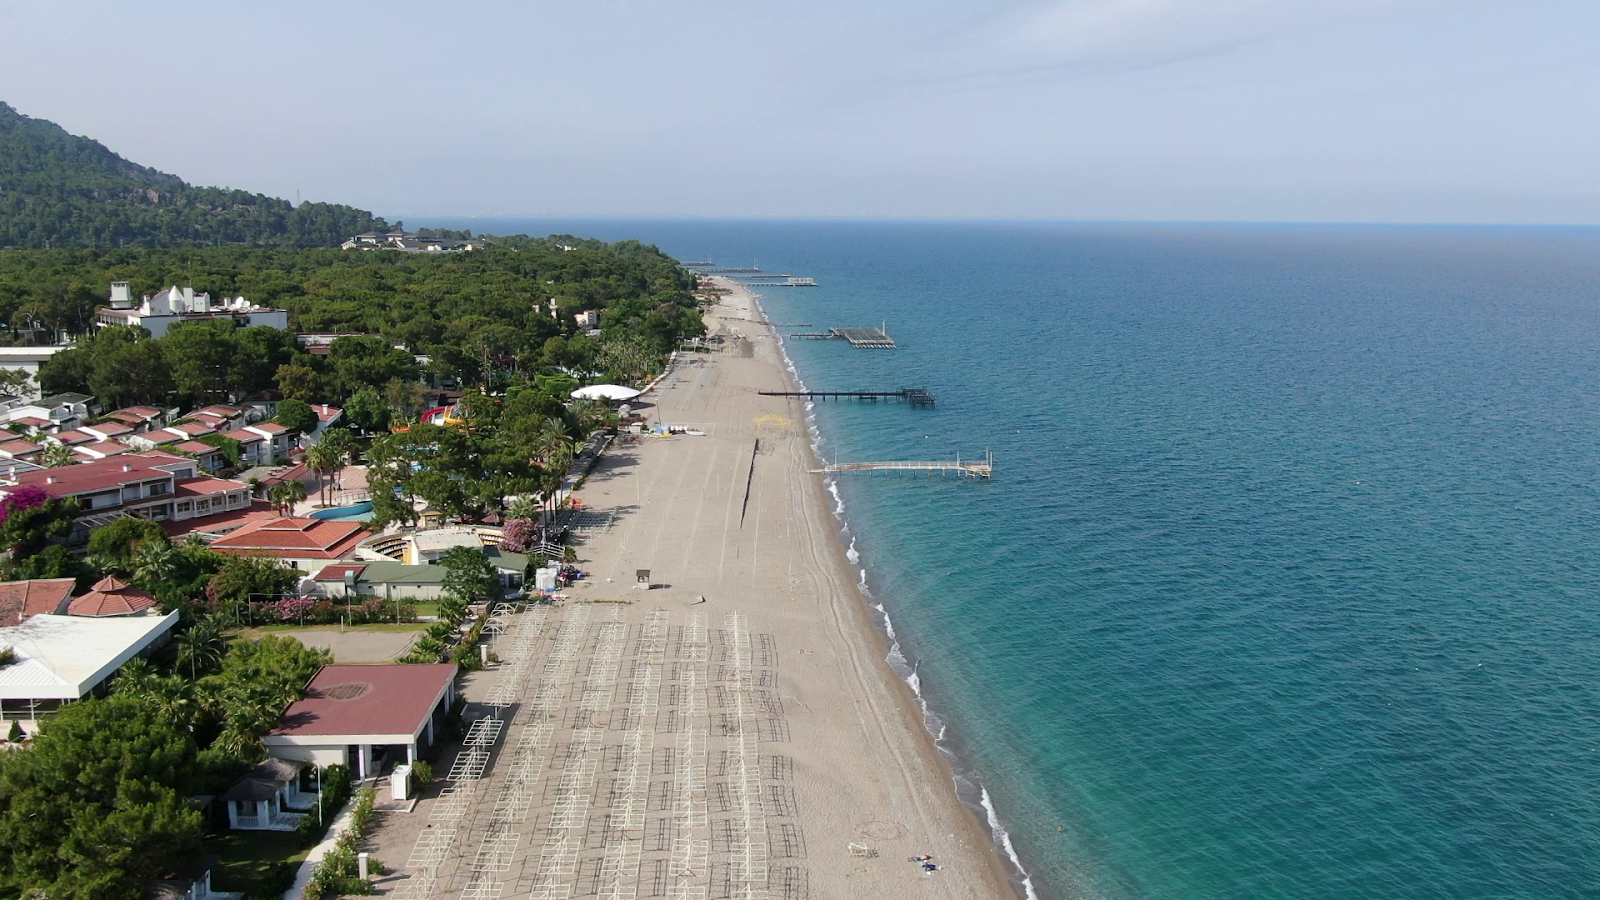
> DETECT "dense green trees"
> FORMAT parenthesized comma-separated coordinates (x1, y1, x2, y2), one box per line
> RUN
(0, 695, 204, 900)
(24, 238, 700, 412)
(40, 320, 303, 408)
(0, 102, 387, 250)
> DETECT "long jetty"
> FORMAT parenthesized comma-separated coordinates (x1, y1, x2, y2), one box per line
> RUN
(759, 388, 934, 408)
(788, 326, 896, 348)
(811, 452, 994, 479)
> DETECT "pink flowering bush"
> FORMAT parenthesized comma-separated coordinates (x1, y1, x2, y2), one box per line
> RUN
(500, 518, 540, 553)
(0, 485, 50, 525)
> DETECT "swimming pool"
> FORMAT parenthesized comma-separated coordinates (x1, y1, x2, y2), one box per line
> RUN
(309, 500, 374, 522)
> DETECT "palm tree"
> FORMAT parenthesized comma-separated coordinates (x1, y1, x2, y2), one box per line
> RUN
(113, 657, 160, 695)
(131, 540, 177, 589)
(567, 399, 609, 437)
(321, 428, 356, 496)
(175, 617, 227, 680)
(39, 441, 76, 469)
(283, 479, 308, 514)
(305, 441, 339, 507)
(269, 481, 307, 516)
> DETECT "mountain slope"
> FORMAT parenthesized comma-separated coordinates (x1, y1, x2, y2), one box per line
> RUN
(0, 102, 389, 248)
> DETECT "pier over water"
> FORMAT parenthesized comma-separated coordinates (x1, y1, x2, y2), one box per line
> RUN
(759, 388, 934, 408)
(811, 452, 994, 479)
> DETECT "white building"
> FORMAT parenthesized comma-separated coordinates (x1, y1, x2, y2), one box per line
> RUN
(0, 346, 67, 399)
(96, 282, 289, 339)
(0, 611, 180, 729)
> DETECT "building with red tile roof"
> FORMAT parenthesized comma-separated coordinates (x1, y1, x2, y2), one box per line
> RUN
(51, 429, 95, 445)
(81, 421, 135, 442)
(0, 453, 251, 539)
(262, 664, 457, 778)
(245, 422, 292, 462)
(162, 421, 216, 440)
(0, 578, 75, 625)
(222, 429, 268, 466)
(0, 438, 41, 459)
(103, 406, 165, 430)
(206, 516, 370, 572)
(67, 575, 157, 617)
(73, 440, 130, 460)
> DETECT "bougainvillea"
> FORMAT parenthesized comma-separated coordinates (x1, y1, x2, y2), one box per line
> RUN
(0, 485, 50, 526)
(500, 518, 540, 553)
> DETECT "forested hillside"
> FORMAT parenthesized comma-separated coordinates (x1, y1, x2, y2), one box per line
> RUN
(0, 102, 388, 248)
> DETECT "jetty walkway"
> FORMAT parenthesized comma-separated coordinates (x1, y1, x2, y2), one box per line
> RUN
(811, 453, 993, 478)
(759, 388, 934, 408)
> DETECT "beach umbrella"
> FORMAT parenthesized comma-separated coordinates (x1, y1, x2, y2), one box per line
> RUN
(571, 384, 642, 402)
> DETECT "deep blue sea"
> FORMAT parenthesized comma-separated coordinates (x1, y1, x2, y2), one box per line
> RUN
(418, 218, 1600, 900)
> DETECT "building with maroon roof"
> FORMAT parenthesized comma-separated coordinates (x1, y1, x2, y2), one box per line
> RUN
(67, 575, 157, 617)
(221, 429, 268, 466)
(0, 452, 252, 540)
(80, 421, 135, 442)
(72, 440, 130, 461)
(206, 516, 370, 572)
(0, 438, 41, 460)
(262, 663, 457, 778)
(162, 421, 216, 441)
(171, 440, 228, 474)
(102, 406, 165, 430)
(245, 422, 292, 462)
(0, 578, 74, 625)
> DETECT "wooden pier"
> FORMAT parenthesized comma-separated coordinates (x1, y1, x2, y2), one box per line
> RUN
(811, 451, 993, 478)
(759, 388, 934, 408)
(788, 326, 896, 348)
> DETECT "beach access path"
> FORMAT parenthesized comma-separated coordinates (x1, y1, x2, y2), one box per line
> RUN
(365, 279, 1013, 900)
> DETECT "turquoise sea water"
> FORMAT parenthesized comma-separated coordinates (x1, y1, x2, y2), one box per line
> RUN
(421, 219, 1600, 900)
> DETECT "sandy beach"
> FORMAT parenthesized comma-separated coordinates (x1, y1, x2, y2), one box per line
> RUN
(369, 278, 1014, 900)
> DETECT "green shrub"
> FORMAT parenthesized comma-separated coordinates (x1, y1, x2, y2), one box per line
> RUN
(302, 787, 377, 900)
(410, 760, 433, 791)
(6, 718, 23, 742)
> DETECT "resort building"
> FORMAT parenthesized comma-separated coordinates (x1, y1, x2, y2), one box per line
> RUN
(0, 611, 180, 727)
(221, 429, 268, 466)
(311, 561, 450, 602)
(80, 421, 135, 443)
(0, 438, 42, 461)
(300, 404, 344, 447)
(244, 422, 293, 462)
(340, 231, 483, 253)
(206, 516, 370, 573)
(66, 575, 158, 618)
(172, 440, 229, 474)
(0, 578, 75, 625)
(262, 663, 457, 778)
(0, 346, 68, 399)
(222, 758, 316, 831)
(187, 404, 247, 431)
(0, 452, 252, 537)
(145, 857, 227, 900)
(101, 405, 167, 431)
(96, 282, 290, 340)
(0, 392, 96, 433)
(73, 440, 132, 461)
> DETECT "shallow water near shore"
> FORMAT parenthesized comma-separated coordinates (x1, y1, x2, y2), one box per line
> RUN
(420, 218, 1600, 900)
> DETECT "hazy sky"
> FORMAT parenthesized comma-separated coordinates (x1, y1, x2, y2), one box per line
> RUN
(2, 1, 1597, 223)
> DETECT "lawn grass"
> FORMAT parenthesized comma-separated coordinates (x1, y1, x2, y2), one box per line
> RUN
(208, 830, 309, 896)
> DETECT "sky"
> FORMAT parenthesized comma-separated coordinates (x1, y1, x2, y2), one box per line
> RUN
(1, 0, 1598, 223)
